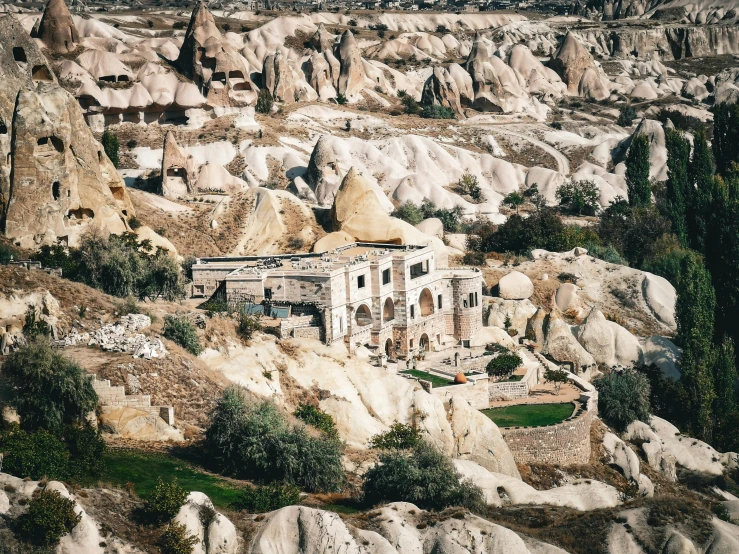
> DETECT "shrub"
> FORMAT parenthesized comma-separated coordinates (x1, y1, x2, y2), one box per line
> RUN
(362, 441, 485, 512)
(462, 250, 485, 266)
(23, 306, 49, 339)
(231, 482, 300, 512)
(420, 104, 455, 119)
(594, 370, 651, 431)
(348, 18, 357, 26)
(486, 353, 522, 378)
(436, 24, 450, 33)
(237, 307, 263, 341)
(163, 316, 202, 355)
(18, 489, 81, 546)
(656, 108, 704, 133)
(64, 424, 106, 480)
(369, 422, 422, 450)
(391, 201, 424, 225)
(617, 105, 637, 127)
(336, 93, 347, 105)
(550, 121, 562, 130)
(182, 256, 196, 281)
(101, 130, 120, 168)
(457, 173, 481, 201)
(556, 180, 600, 216)
(293, 403, 338, 438)
(255, 89, 274, 114)
(0, 242, 19, 265)
(502, 191, 524, 214)
(402, 95, 420, 115)
(205, 388, 344, 492)
(1, 341, 98, 431)
(0, 428, 69, 480)
(144, 478, 188, 525)
(158, 522, 199, 554)
(128, 216, 142, 230)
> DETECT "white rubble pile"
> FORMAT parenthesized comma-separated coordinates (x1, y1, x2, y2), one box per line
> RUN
(64, 314, 167, 359)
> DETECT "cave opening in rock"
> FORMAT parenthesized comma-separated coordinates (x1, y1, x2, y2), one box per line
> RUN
(12, 47, 27, 63)
(52, 182, 61, 201)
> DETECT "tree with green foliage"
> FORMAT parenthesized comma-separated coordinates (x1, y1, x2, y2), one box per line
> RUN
(543, 368, 569, 395)
(617, 104, 637, 127)
(712, 336, 737, 422)
(336, 93, 347, 105)
(687, 129, 715, 252)
(625, 134, 651, 207)
(0, 241, 19, 265)
(675, 251, 716, 347)
(391, 201, 424, 225)
(144, 478, 188, 524)
(477, 208, 569, 255)
(713, 102, 739, 176)
(18, 488, 81, 546)
(205, 387, 344, 492)
(362, 441, 485, 512)
(1, 341, 98, 432)
(555, 180, 600, 216)
(163, 316, 202, 355)
(255, 89, 274, 114)
(369, 422, 422, 450)
(401, 95, 420, 115)
(0, 427, 69, 480)
(231, 482, 301, 513)
(293, 402, 338, 438)
(593, 370, 651, 432)
(458, 173, 482, 201)
(420, 104, 455, 119)
(101, 130, 120, 168)
(664, 129, 692, 246)
(486, 353, 522, 378)
(502, 191, 524, 214)
(158, 522, 199, 554)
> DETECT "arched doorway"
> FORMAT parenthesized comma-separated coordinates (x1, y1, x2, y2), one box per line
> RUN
(419, 288, 434, 317)
(355, 304, 372, 326)
(385, 338, 394, 357)
(382, 297, 394, 322)
(419, 333, 430, 351)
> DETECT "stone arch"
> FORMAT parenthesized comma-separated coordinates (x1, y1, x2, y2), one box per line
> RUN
(355, 304, 372, 327)
(382, 297, 394, 322)
(419, 288, 434, 317)
(385, 338, 394, 357)
(419, 333, 430, 351)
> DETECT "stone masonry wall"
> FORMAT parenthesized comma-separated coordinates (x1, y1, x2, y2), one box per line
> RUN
(499, 403, 593, 465)
(489, 381, 529, 400)
(92, 378, 174, 426)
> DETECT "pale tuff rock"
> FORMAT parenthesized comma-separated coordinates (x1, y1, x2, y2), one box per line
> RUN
(498, 271, 534, 300)
(175, 492, 239, 554)
(99, 406, 184, 442)
(543, 311, 597, 374)
(507, 43, 567, 99)
(305, 134, 343, 206)
(549, 32, 609, 101)
(682, 77, 710, 101)
(263, 50, 297, 103)
(618, 118, 668, 182)
(175, 2, 254, 106)
(34, 0, 80, 53)
(308, 23, 337, 53)
(336, 30, 366, 99)
(4, 83, 134, 249)
(305, 51, 338, 101)
(420, 66, 465, 119)
(486, 297, 538, 337)
(160, 131, 198, 199)
(602, 432, 654, 497)
(623, 420, 677, 482)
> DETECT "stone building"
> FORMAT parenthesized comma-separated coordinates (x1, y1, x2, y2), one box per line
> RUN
(190, 243, 483, 357)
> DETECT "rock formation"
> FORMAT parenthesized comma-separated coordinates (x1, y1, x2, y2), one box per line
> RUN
(305, 51, 338, 101)
(3, 83, 134, 249)
(420, 66, 465, 119)
(309, 23, 336, 53)
(465, 34, 528, 113)
(305, 134, 343, 206)
(160, 131, 198, 199)
(550, 32, 608, 100)
(174, 2, 254, 105)
(263, 50, 297, 103)
(336, 30, 367, 99)
(175, 492, 239, 554)
(543, 311, 597, 374)
(498, 271, 534, 300)
(34, 0, 80, 54)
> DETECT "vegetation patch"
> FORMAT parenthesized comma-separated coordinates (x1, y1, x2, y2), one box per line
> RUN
(481, 403, 574, 428)
(400, 369, 455, 388)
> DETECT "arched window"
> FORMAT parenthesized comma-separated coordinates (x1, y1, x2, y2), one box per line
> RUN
(382, 297, 394, 322)
(355, 304, 372, 327)
(419, 288, 434, 317)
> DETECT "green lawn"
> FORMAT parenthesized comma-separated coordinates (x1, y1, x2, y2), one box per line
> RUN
(400, 369, 456, 388)
(481, 403, 575, 428)
(503, 374, 524, 382)
(100, 450, 242, 509)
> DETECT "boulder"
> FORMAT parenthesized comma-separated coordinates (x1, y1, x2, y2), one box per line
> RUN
(682, 77, 709, 101)
(544, 312, 596, 374)
(555, 282, 581, 315)
(415, 217, 444, 238)
(305, 134, 343, 206)
(99, 406, 184, 441)
(336, 30, 366, 99)
(175, 492, 239, 554)
(550, 32, 608, 100)
(498, 271, 534, 300)
(643, 335, 681, 380)
(420, 66, 465, 119)
(486, 297, 537, 336)
(34, 0, 79, 54)
(576, 308, 615, 365)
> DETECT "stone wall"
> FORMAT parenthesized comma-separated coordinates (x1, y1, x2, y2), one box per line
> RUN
(499, 400, 594, 465)
(92, 378, 174, 426)
(489, 381, 529, 400)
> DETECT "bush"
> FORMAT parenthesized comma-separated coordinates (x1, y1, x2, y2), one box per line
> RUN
(293, 403, 338, 438)
(462, 250, 486, 266)
(594, 370, 651, 431)
(402, 95, 420, 115)
(618, 105, 637, 127)
(486, 353, 522, 378)
(101, 130, 120, 168)
(144, 478, 188, 525)
(182, 256, 196, 281)
(362, 441, 485, 512)
(255, 89, 274, 114)
(656, 108, 704, 133)
(163, 316, 202, 355)
(205, 388, 344, 492)
(237, 307, 263, 341)
(556, 180, 600, 216)
(0, 428, 69, 480)
(158, 522, 199, 554)
(369, 422, 422, 450)
(231, 482, 300, 512)
(336, 93, 347, 105)
(391, 201, 424, 225)
(65, 424, 106, 480)
(128, 216, 142, 230)
(457, 173, 481, 201)
(18, 489, 81, 546)
(1, 340, 98, 431)
(23, 305, 49, 339)
(420, 104, 455, 119)
(436, 24, 450, 33)
(0, 242, 19, 265)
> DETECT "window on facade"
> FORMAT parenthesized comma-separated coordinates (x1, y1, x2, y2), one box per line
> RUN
(469, 292, 475, 307)
(437, 294, 443, 309)
(475, 292, 479, 306)
(409, 260, 429, 279)
(264, 288, 272, 299)
(358, 275, 366, 289)
(382, 268, 391, 285)
(410, 305, 415, 319)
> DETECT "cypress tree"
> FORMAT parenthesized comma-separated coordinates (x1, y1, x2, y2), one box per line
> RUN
(675, 251, 716, 347)
(711, 336, 738, 451)
(664, 129, 691, 247)
(687, 129, 714, 253)
(713, 102, 739, 177)
(625, 133, 651, 207)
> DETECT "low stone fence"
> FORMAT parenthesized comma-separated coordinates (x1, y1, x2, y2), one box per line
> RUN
(92, 378, 174, 426)
(489, 380, 529, 400)
(278, 315, 323, 340)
